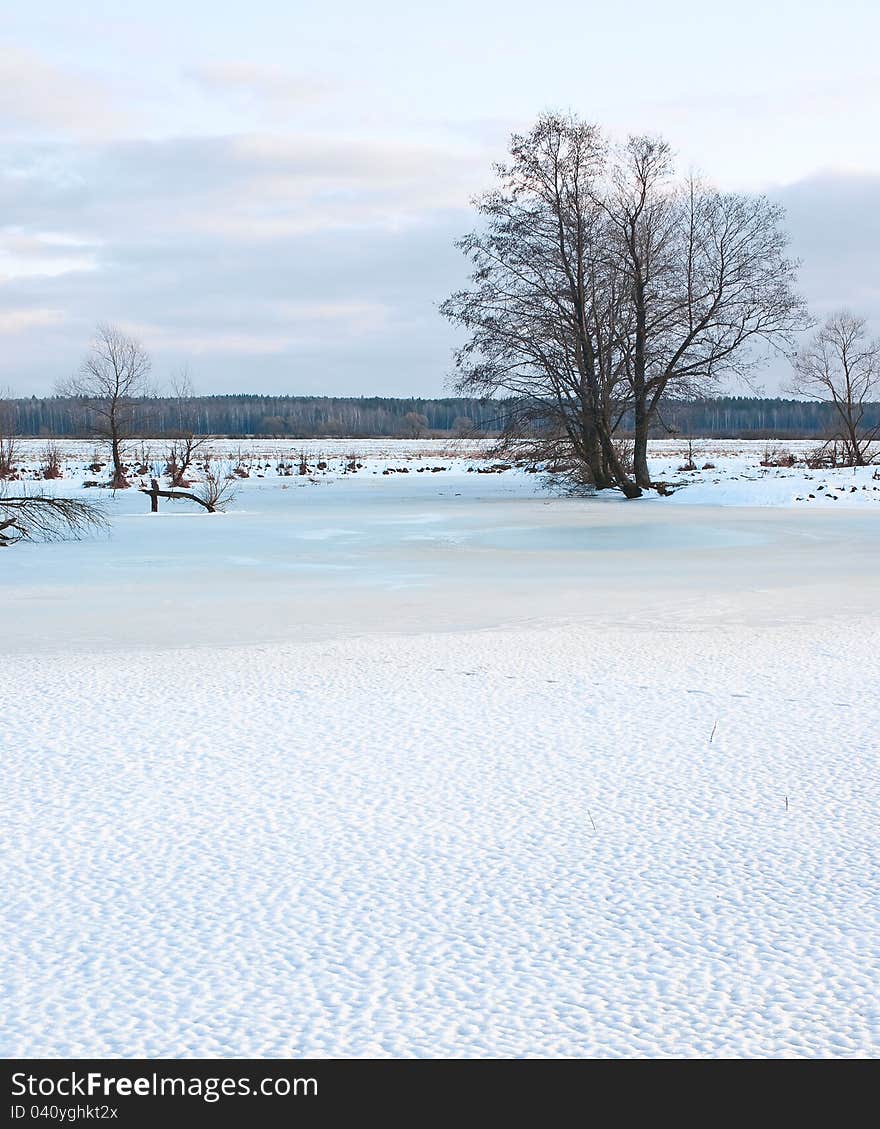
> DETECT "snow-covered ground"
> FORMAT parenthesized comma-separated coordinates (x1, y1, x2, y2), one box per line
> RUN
(2, 439, 878, 1057)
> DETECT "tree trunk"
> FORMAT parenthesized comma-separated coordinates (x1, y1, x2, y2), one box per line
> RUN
(598, 428, 642, 499)
(847, 421, 865, 465)
(586, 434, 611, 490)
(633, 405, 652, 489)
(571, 417, 611, 490)
(630, 272, 652, 490)
(110, 434, 127, 489)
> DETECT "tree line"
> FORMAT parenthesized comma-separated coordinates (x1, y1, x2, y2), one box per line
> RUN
(6, 393, 503, 439)
(6, 392, 878, 441)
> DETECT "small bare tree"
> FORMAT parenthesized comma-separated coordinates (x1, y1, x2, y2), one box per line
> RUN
(63, 324, 152, 489)
(789, 311, 880, 466)
(166, 433, 211, 487)
(198, 460, 237, 511)
(164, 368, 211, 486)
(40, 442, 64, 479)
(0, 390, 18, 479)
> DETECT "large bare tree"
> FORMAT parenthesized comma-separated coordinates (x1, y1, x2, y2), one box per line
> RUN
(602, 139, 809, 488)
(442, 114, 640, 497)
(64, 324, 152, 489)
(443, 113, 808, 496)
(789, 311, 880, 465)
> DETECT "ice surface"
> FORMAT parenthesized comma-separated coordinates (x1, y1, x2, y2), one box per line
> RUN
(1, 441, 878, 1056)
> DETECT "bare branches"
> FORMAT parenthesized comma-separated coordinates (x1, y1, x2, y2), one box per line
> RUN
(789, 311, 880, 465)
(0, 389, 18, 479)
(197, 460, 237, 512)
(166, 433, 211, 487)
(0, 492, 108, 546)
(62, 324, 152, 489)
(162, 369, 213, 486)
(444, 113, 809, 495)
(140, 461, 236, 514)
(442, 112, 641, 497)
(607, 143, 808, 486)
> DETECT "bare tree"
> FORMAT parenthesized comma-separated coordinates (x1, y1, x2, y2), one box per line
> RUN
(166, 433, 211, 486)
(789, 311, 880, 465)
(63, 324, 152, 489)
(198, 460, 237, 511)
(169, 366, 195, 428)
(0, 491, 107, 546)
(442, 113, 640, 497)
(597, 138, 809, 489)
(40, 442, 64, 479)
(443, 113, 808, 496)
(0, 390, 18, 479)
(164, 371, 211, 487)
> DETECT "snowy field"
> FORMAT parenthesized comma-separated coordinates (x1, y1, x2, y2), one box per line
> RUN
(2, 439, 879, 1057)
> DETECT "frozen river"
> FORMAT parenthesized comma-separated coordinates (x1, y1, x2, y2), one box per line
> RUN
(4, 469, 879, 653)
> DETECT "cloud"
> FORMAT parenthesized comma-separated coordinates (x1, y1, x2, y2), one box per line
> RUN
(0, 48, 128, 140)
(0, 209, 468, 395)
(0, 229, 99, 280)
(186, 63, 328, 111)
(655, 76, 880, 126)
(777, 171, 880, 316)
(0, 131, 487, 246)
(0, 308, 65, 334)
(1, 123, 876, 399)
(117, 300, 391, 355)
(715, 171, 880, 394)
(268, 300, 390, 332)
(116, 324, 300, 356)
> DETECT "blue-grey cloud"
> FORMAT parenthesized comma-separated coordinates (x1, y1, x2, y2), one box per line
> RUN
(1, 130, 878, 398)
(779, 172, 880, 314)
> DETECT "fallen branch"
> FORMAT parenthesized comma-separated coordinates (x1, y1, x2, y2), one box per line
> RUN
(140, 478, 218, 513)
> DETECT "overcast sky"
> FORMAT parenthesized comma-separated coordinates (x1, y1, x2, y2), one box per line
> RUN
(2, 0, 879, 397)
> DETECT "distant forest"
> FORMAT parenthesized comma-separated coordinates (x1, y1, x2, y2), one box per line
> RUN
(8, 394, 880, 440)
